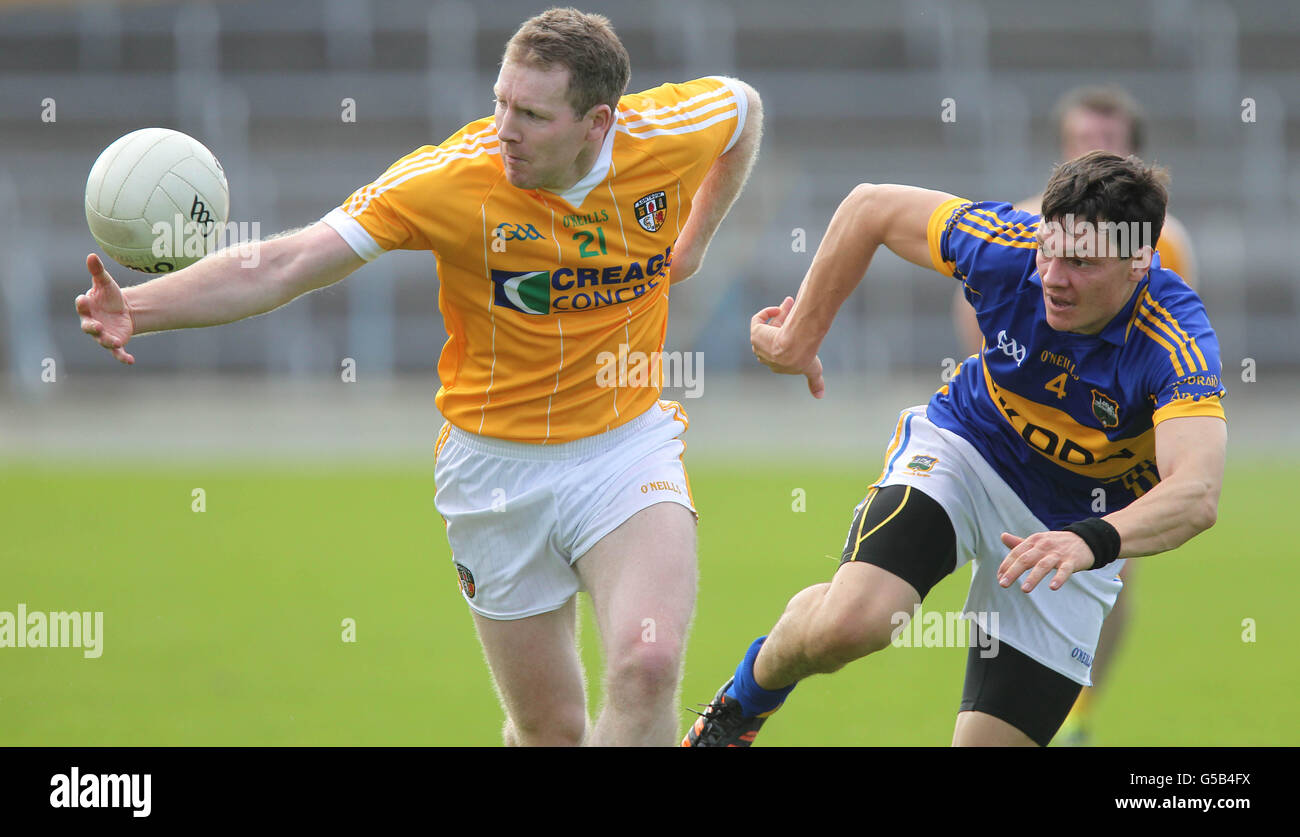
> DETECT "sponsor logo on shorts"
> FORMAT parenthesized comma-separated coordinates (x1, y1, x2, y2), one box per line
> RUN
(1091, 389, 1120, 429)
(455, 563, 476, 599)
(640, 480, 683, 496)
(633, 190, 668, 233)
(1071, 646, 1093, 667)
(905, 454, 939, 473)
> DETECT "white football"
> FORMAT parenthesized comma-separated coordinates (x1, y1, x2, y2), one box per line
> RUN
(85, 127, 230, 273)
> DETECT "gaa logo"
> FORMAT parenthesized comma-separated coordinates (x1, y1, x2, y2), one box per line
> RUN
(455, 562, 476, 599)
(633, 191, 667, 233)
(996, 329, 1027, 366)
(495, 222, 544, 242)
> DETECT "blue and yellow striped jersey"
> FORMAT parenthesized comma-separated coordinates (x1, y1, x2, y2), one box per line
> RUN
(924, 199, 1226, 529)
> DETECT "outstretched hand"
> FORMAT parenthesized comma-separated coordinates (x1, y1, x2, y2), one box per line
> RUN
(997, 531, 1095, 593)
(750, 295, 825, 398)
(75, 254, 136, 365)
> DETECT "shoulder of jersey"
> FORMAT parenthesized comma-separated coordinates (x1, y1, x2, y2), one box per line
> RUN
(394, 118, 504, 184)
(614, 80, 736, 144)
(1127, 267, 1217, 378)
(1146, 262, 1204, 313)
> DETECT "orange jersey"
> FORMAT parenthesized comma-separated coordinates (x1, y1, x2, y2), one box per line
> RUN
(1152, 218, 1193, 283)
(323, 77, 748, 443)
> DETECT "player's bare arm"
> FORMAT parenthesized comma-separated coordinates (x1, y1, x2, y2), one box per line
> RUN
(750, 183, 957, 396)
(77, 222, 365, 364)
(669, 79, 763, 284)
(999, 414, 1226, 593)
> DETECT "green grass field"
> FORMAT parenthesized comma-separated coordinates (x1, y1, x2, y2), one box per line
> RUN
(2, 457, 1295, 746)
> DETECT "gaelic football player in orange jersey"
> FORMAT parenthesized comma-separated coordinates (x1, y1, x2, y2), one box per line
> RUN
(950, 85, 1197, 745)
(76, 8, 763, 745)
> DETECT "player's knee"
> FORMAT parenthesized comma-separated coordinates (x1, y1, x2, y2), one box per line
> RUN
(505, 705, 586, 747)
(781, 582, 832, 618)
(605, 632, 685, 701)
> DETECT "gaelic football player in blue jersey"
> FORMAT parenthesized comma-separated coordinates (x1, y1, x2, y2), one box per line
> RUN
(683, 151, 1226, 747)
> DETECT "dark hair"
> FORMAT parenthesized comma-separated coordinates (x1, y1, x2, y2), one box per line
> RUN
(502, 8, 631, 117)
(1054, 85, 1146, 153)
(1041, 150, 1169, 255)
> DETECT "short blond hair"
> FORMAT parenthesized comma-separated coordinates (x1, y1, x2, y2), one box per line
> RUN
(503, 8, 631, 117)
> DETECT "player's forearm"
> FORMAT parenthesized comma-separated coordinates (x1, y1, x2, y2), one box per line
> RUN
(777, 184, 883, 362)
(122, 245, 284, 334)
(671, 150, 757, 282)
(1103, 468, 1222, 558)
(123, 227, 348, 335)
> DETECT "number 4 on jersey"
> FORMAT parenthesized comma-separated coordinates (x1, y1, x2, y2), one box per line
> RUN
(1045, 372, 1068, 400)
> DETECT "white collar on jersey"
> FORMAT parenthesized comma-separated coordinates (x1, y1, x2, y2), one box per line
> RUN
(543, 120, 617, 208)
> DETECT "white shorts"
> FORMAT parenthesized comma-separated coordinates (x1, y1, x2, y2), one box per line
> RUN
(873, 406, 1125, 686)
(433, 401, 696, 620)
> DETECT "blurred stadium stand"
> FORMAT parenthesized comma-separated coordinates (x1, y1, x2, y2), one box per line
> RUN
(1, 0, 1296, 399)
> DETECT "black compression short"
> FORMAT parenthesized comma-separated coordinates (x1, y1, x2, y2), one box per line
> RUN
(839, 484, 1081, 746)
(839, 484, 957, 600)
(960, 626, 1083, 746)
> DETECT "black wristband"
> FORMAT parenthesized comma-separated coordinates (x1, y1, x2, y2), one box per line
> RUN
(1061, 517, 1122, 571)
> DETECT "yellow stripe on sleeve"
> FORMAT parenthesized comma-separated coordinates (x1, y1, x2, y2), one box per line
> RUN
(964, 209, 1039, 241)
(1145, 297, 1209, 372)
(1153, 396, 1226, 426)
(953, 221, 1041, 250)
(927, 197, 970, 274)
(1139, 305, 1198, 373)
